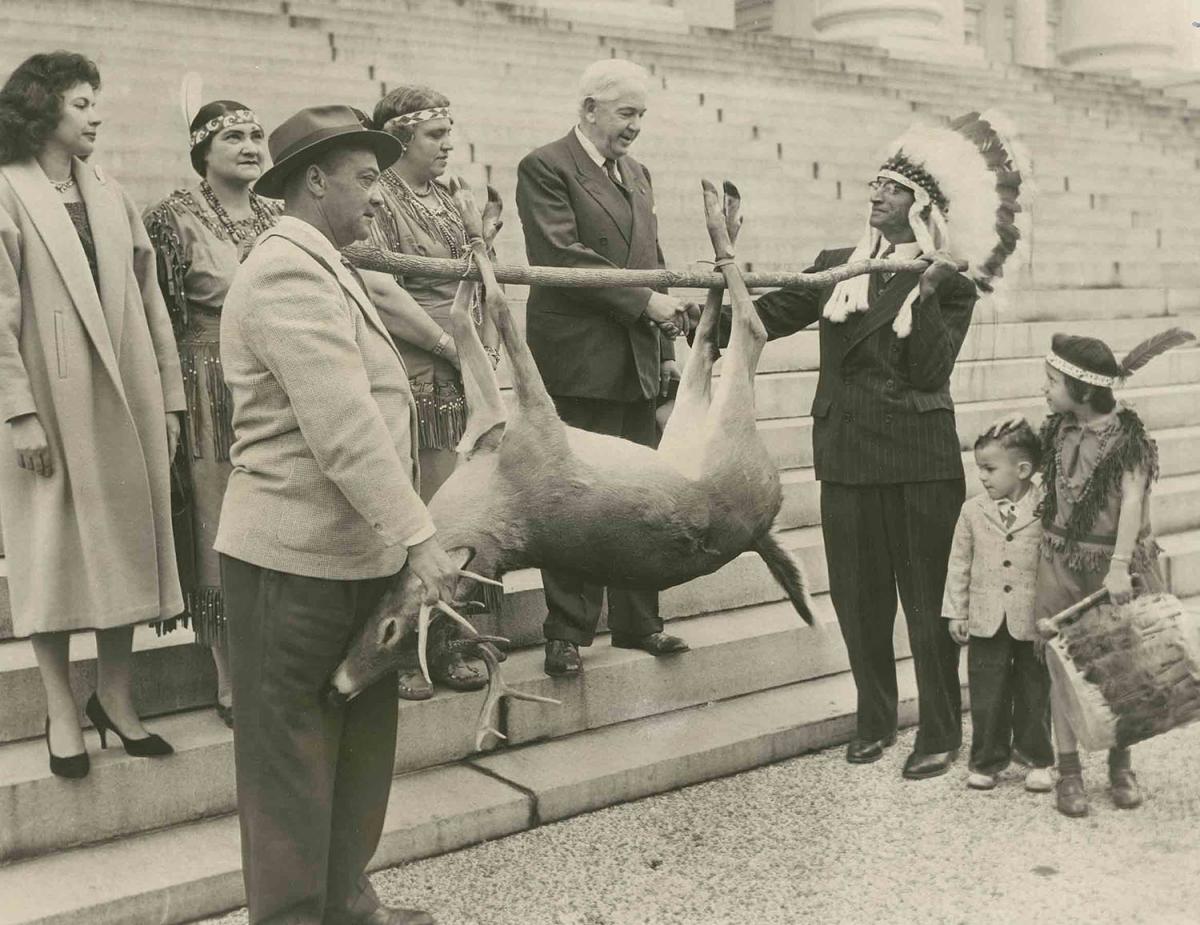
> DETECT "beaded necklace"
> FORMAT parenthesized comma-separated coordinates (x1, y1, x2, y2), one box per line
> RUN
(381, 171, 466, 259)
(1054, 411, 1119, 504)
(199, 180, 276, 247)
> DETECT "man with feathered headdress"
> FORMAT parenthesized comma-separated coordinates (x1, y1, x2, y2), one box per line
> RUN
(712, 112, 1027, 780)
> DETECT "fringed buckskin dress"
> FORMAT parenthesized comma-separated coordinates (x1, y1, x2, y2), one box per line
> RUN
(1034, 405, 1165, 625)
(143, 184, 280, 644)
(368, 172, 477, 498)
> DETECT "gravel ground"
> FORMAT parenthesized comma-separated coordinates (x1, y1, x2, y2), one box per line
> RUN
(201, 723, 1200, 925)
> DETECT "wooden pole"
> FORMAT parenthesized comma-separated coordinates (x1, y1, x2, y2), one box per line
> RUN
(342, 244, 930, 290)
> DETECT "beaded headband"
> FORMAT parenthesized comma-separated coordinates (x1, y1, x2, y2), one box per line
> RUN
(382, 107, 452, 134)
(878, 153, 950, 214)
(190, 109, 261, 149)
(1045, 351, 1119, 388)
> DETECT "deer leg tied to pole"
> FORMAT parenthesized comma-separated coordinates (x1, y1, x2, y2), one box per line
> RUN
(330, 177, 815, 743)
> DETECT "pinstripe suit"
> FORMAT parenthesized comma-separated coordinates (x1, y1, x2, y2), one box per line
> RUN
(745, 246, 977, 753)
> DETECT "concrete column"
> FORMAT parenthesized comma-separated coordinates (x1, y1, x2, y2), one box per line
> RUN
(980, 0, 1010, 64)
(676, 0, 735, 29)
(1057, 0, 1176, 73)
(771, 0, 817, 37)
(811, 0, 946, 45)
(942, 0, 967, 47)
(1011, 0, 1048, 67)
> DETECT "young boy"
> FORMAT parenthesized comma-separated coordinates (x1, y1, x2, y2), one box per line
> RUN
(943, 422, 1053, 792)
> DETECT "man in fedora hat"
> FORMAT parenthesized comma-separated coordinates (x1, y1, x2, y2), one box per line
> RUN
(217, 105, 456, 925)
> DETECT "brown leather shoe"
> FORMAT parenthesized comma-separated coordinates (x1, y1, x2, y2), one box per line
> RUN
(396, 668, 433, 701)
(544, 639, 582, 676)
(1110, 768, 1143, 809)
(902, 749, 959, 780)
(610, 631, 689, 655)
(1056, 773, 1089, 817)
(846, 732, 897, 764)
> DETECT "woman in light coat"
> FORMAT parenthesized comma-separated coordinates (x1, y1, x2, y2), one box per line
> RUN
(0, 52, 185, 778)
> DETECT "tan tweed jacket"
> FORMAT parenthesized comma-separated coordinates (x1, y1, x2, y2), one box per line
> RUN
(216, 216, 434, 580)
(942, 482, 1043, 641)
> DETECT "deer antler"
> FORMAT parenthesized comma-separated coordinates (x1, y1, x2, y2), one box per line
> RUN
(449, 637, 562, 750)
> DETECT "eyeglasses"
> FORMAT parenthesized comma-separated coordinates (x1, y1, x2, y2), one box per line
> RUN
(868, 179, 909, 196)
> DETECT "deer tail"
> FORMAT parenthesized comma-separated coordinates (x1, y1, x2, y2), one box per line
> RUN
(753, 532, 815, 625)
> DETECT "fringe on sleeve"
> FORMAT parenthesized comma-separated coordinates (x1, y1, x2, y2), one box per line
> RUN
(143, 196, 191, 338)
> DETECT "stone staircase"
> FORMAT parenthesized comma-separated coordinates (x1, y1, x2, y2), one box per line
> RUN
(2, 1, 1200, 922)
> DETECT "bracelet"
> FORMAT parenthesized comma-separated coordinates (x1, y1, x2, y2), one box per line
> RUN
(431, 332, 451, 357)
(1111, 553, 1132, 563)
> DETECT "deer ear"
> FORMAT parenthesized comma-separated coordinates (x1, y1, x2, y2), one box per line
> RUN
(446, 546, 475, 570)
(455, 419, 506, 459)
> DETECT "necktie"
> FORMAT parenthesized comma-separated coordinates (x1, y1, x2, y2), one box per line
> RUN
(603, 158, 628, 195)
(879, 244, 895, 284)
(999, 501, 1016, 530)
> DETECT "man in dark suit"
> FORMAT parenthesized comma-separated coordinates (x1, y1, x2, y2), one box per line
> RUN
(516, 58, 691, 677)
(714, 167, 978, 779)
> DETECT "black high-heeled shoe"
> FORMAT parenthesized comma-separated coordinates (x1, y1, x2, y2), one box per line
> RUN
(45, 716, 90, 779)
(84, 693, 174, 757)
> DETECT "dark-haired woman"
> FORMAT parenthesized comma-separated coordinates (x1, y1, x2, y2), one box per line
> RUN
(0, 52, 184, 777)
(364, 85, 501, 698)
(144, 102, 280, 727)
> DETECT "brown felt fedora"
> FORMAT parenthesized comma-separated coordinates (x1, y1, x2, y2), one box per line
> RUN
(254, 104, 402, 199)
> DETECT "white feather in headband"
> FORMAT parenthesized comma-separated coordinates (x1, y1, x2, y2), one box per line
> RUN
(825, 110, 1031, 338)
(180, 72, 204, 131)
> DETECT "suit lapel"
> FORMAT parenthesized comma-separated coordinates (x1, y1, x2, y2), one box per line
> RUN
(266, 223, 405, 366)
(4, 160, 123, 388)
(567, 133, 632, 246)
(844, 271, 920, 354)
(330, 259, 403, 362)
(76, 161, 128, 356)
(622, 155, 654, 262)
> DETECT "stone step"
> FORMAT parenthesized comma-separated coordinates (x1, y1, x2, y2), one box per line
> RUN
(0, 598, 883, 862)
(0, 662, 923, 925)
(4, 411, 1199, 743)
(0, 626, 215, 745)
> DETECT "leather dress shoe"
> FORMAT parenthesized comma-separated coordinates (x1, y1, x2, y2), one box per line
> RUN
(544, 639, 582, 676)
(902, 748, 959, 780)
(610, 631, 689, 655)
(845, 733, 897, 764)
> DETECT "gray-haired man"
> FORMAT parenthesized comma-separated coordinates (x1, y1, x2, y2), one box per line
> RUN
(516, 59, 690, 677)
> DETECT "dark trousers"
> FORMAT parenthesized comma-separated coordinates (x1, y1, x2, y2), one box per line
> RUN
(821, 479, 965, 753)
(541, 395, 661, 645)
(221, 555, 399, 925)
(968, 621, 1053, 773)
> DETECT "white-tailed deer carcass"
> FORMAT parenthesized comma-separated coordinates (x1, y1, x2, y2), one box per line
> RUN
(330, 179, 814, 746)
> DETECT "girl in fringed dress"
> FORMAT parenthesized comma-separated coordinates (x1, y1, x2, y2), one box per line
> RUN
(1029, 329, 1194, 818)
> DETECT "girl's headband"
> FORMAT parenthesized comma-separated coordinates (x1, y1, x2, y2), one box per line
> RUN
(190, 109, 261, 149)
(382, 107, 452, 134)
(1045, 351, 1119, 388)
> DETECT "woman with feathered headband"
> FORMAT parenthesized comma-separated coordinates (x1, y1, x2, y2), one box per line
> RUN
(144, 84, 281, 728)
(356, 85, 503, 700)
